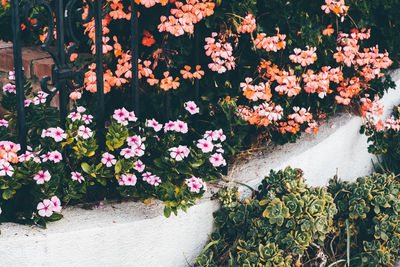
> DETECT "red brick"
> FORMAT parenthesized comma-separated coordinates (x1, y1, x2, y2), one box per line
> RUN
(0, 46, 52, 78)
(32, 57, 54, 81)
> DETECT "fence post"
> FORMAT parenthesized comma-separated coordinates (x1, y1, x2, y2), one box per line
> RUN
(130, 0, 139, 116)
(93, 0, 105, 144)
(194, 23, 200, 101)
(11, 0, 27, 151)
(54, 0, 68, 128)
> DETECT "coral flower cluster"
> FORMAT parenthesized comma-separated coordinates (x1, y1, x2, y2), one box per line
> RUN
(204, 32, 238, 73)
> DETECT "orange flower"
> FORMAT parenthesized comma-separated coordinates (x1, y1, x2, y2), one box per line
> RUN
(323, 25, 334, 36)
(193, 65, 204, 79)
(147, 74, 159, 86)
(142, 30, 156, 47)
(180, 65, 193, 79)
(70, 53, 78, 62)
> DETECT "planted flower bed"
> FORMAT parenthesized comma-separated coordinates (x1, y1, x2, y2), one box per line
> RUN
(0, 0, 400, 265)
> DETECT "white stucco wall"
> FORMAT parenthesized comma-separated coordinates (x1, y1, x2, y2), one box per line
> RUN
(0, 70, 399, 267)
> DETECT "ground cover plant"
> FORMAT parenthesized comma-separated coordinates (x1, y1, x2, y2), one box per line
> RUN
(195, 167, 400, 267)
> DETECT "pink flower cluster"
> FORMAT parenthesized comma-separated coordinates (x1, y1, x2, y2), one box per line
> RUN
(164, 120, 188, 134)
(185, 176, 206, 193)
(289, 46, 317, 67)
(142, 171, 162, 186)
(288, 107, 313, 124)
(118, 174, 137, 186)
(302, 67, 342, 99)
(169, 145, 190, 161)
(237, 14, 257, 34)
(238, 102, 284, 127)
(113, 108, 138, 125)
(204, 32, 237, 73)
(37, 196, 62, 217)
(67, 106, 93, 124)
(360, 94, 383, 119)
(197, 129, 226, 167)
(41, 127, 67, 142)
(2, 83, 16, 94)
(0, 119, 8, 128)
(146, 119, 163, 132)
(253, 29, 286, 53)
(158, 0, 215, 37)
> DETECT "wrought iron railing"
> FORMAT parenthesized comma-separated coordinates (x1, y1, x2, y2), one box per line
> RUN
(9, 0, 143, 151)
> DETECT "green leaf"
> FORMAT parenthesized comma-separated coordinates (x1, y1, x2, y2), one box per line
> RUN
(81, 162, 91, 174)
(2, 189, 14, 200)
(115, 160, 122, 174)
(164, 207, 172, 218)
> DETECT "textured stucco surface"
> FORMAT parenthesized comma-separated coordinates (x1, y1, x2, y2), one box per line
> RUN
(0, 197, 219, 267)
(0, 70, 399, 267)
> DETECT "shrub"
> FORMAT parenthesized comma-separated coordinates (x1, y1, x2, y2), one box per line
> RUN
(0, 71, 227, 225)
(195, 167, 337, 266)
(362, 104, 400, 174)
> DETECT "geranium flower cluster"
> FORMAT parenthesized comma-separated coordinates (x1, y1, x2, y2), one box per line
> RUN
(237, 13, 257, 34)
(321, 0, 349, 19)
(158, 0, 215, 37)
(0, 141, 20, 164)
(289, 46, 318, 67)
(253, 29, 287, 53)
(204, 32, 238, 73)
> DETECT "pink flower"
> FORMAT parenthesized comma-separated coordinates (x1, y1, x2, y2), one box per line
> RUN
(169, 145, 190, 161)
(3, 83, 16, 94)
(76, 106, 86, 113)
(50, 196, 62, 212)
(40, 152, 51, 162)
(101, 152, 116, 167)
(134, 160, 145, 172)
(113, 108, 130, 125)
(37, 199, 53, 217)
(120, 147, 135, 159)
(33, 170, 51, 184)
(33, 91, 49, 105)
(0, 160, 14, 176)
(146, 119, 163, 132)
(197, 139, 214, 153)
(77, 125, 93, 139)
(185, 176, 207, 193)
(127, 111, 138, 122)
(67, 112, 82, 122)
(43, 127, 67, 142)
(0, 119, 8, 127)
(24, 100, 32, 107)
(49, 151, 63, 163)
(71, 171, 85, 183)
(82, 114, 93, 124)
(184, 101, 200, 115)
(175, 120, 188, 134)
(213, 129, 226, 142)
(141, 0, 158, 8)
(209, 153, 227, 167)
(142, 172, 162, 186)
(127, 135, 142, 147)
(164, 121, 177, 132)
(120, 174, 137, 186)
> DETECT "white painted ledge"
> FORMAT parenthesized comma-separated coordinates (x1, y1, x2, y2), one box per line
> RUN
(230, 69, 400, 197)
(0, 70, 399, 267)
(0, 196, 219, 267)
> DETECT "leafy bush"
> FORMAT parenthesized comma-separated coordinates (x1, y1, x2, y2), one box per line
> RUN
(329, 172, 400, 266)
(195, 167, 338, 266)
(196, 168, 400, 266)
(0, 71, 227, 225)
(362, 104, 400, 174)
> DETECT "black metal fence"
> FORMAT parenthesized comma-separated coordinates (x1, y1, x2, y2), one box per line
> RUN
(9, 0, 151, 151)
